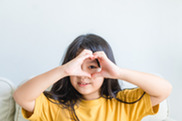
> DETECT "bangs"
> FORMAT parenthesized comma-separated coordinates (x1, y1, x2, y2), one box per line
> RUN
(80, 38, 105, 53)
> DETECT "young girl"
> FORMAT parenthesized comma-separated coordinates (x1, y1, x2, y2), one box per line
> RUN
(13, 34, 172, 121)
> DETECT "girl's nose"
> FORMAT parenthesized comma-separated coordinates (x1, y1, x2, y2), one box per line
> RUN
(80, 76, 90, 80)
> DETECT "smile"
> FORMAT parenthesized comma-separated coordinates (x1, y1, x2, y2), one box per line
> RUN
(78, 82, 90, 87)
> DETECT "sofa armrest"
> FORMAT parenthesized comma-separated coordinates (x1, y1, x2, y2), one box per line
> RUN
(0, 77, 16, 121)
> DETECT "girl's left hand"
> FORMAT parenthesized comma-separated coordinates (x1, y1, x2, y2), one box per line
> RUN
(92, 51, 120, 79)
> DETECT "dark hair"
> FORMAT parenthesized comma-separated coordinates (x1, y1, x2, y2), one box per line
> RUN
(44, 34, 145, 121)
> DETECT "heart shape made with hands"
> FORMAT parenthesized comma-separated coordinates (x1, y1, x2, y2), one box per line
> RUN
(78, 50, 118, 79)
(74, 50, 107, 78)
(81, 57, 102, 74)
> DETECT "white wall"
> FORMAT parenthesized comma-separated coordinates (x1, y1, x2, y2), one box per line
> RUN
(0, 0, 181, 120)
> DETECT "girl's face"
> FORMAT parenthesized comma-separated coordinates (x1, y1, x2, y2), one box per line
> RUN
(70, 58, 104, 100)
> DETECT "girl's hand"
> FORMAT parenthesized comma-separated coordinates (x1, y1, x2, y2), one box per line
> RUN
(92, 51, 120, 79)
(62, 49, 94, 78)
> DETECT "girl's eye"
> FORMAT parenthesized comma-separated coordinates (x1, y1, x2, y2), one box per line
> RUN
(89, 65, 97, 69)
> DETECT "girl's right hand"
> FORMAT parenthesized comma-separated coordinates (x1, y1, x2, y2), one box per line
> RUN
(62, 49, 94, 78)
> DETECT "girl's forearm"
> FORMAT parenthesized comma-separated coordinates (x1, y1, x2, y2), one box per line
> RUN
(117, 68, 172, 98)
(13, 66, 67, 105)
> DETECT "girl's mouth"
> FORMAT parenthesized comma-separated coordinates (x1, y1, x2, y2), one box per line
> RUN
(78, 82, 90, 87)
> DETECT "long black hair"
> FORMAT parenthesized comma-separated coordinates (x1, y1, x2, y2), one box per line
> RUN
(44, 34, 145, 121)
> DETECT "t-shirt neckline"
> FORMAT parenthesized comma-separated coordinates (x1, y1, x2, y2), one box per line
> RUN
(79, 97, 106, 107)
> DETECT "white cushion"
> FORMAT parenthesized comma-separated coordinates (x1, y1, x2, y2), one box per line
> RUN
(14, 103, 28, 121)
(0, 77, 16, 121)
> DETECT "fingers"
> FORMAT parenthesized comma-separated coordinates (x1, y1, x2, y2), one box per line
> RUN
(77, 50, 108, 62)
(93, 51, 107, 60)
(77, 49, 94, 61)
(91, 71, 102, 78)
(78, 49, 92, 57)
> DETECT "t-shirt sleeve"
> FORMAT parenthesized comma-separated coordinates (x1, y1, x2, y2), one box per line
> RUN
(22, 93, 57, 121)
(117, 88, 159, 121)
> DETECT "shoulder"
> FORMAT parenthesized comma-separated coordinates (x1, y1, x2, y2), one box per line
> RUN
(116, 88, 145, 102)
(116, 88, 159, 120)
(22, 93, 60, 120)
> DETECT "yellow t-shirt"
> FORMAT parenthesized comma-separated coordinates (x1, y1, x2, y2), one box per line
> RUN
(22, 88, 159, 121)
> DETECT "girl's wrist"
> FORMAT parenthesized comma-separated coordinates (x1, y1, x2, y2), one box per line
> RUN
(117, 68, 128, 80)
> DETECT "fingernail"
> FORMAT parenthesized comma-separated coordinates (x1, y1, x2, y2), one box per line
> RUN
(96, 68, 101, 72)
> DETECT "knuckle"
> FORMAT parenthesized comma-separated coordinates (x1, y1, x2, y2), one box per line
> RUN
(83, 49, 92, 54)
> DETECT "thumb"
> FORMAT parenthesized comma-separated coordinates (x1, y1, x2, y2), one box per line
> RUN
(91, 69, 102, 78)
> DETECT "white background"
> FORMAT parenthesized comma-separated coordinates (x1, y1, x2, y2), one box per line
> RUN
(0, 0, 181, 120)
